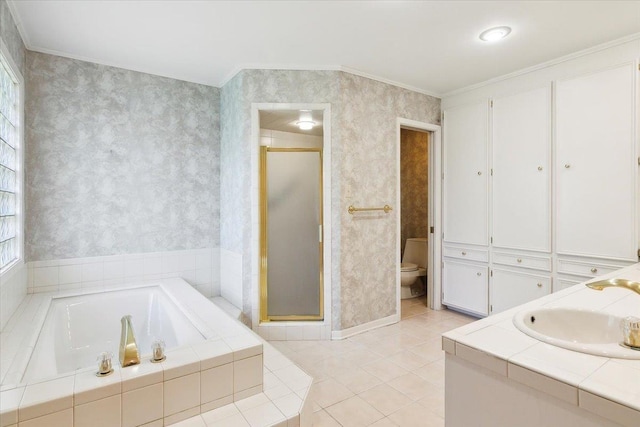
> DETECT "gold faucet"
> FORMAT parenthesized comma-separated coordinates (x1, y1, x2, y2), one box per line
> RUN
(119, 315, 140, 367)
(586, 278, 640, 296)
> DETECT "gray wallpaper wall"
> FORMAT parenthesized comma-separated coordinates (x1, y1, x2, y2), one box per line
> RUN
(219, 69, 440, 330)
(0, 0, 25, 76)
(26, 52, 220, 261)
(338, 72, 440, 329)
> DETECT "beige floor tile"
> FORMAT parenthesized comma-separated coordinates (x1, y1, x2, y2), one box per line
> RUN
(325, 396, 384, 427)
(369, 418, 398, 427)
(267, 306, 475, 426)
(413, 359, 445, 387)
(331, 367, 383, 394)
(387, 372, 437, 401)
(386, 349, 432, 370)
(387, 402, 444, 427)
(362, 358, 409, 382)
(418, 392, 445, 418)
(358, 383, 413, 416)
(309, 378, 354, 409)
(312, 409, 342, 427)
(339, 347, 384, 365)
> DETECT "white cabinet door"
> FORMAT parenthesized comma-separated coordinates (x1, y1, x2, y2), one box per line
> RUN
(492, 87, 551, 252)
(443, 101, 489, 246)
(556, 63, 637, 260)
(443, 260, 488, 316)
(490, 269, 551, 314)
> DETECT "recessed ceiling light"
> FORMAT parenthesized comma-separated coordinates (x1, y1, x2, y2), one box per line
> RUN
(479, 26, 512, 42)
(296, 120, 315, 130)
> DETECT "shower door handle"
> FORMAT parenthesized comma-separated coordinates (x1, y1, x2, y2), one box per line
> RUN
(319, 225, 323, 243)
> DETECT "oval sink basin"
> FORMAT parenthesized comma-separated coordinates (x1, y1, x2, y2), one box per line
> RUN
(513, 307, 640, 359)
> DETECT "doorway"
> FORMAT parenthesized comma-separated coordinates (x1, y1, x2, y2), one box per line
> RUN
(255, 106, 330, 326)
(396, 119, 443, 318)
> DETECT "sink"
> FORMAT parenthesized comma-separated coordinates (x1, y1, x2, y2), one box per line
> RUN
(513, 307, 640, 359)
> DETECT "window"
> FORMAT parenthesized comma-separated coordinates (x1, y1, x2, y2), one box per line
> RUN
(0, 49, 21, 270)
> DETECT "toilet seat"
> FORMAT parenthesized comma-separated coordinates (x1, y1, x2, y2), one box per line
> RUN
(401, 262, 418, 272)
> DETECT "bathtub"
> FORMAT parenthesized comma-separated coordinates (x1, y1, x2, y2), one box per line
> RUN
(1, 278, 265, 426)
(23, 286, 205, 382)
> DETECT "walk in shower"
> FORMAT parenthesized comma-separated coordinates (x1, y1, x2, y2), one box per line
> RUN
(259, 110, 324, 321)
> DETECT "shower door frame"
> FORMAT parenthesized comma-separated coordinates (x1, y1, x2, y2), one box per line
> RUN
(260, 146, 324, 322)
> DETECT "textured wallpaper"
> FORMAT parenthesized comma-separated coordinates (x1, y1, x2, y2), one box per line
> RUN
(400, 129, 429, 254)
(338, 72, 440, 329)
(219, 69, 439, 330)
(25, 52, 220, 261)
(0, 0, 25, 76)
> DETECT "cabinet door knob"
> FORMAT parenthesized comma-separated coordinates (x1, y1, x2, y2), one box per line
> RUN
(537, 166, 543, 171)
(516, 258, 522, 263)
(477, 272, 482, 276)
(564, 164, 571, 169)
(477, 171, 482, 176)
(590, 267, 598, 273)
(537, 283, 543, 288)
(461, 251, 467, 256)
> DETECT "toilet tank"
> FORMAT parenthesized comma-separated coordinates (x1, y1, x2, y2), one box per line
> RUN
(403, 238, 428, 268)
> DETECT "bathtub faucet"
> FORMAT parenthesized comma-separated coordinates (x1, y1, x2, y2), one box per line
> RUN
(119, 315, 140, 367)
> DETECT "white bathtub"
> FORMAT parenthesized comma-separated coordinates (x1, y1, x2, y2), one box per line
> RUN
(23, 286, 205, 382)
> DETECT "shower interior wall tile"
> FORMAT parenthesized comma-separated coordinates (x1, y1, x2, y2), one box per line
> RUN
(220, 249, 242, 310)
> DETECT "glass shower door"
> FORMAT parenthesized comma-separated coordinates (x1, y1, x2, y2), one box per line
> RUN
(260, 147, 323, 321)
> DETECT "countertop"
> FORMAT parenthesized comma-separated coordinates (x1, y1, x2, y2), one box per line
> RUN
(442, 262, 640, 427)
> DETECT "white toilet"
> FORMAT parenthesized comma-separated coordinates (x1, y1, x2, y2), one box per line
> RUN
(401, 237, 427, 299)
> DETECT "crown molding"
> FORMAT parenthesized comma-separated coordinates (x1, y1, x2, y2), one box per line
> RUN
(219, 64, 442, 98)
(442, 32, 640, 98)
(6, 0, 31, 49)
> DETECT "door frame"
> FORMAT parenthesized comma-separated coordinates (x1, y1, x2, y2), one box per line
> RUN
(396, 118, 443, 313)
(251, 103, 332, 332)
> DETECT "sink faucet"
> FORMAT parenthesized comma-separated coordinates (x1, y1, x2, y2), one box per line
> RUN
(586, 278, 640, 296)
(119, 315, 140, 367)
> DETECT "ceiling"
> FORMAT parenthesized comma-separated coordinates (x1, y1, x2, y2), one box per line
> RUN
(260, 110, 324, 136)
(8, 1, 640, 96)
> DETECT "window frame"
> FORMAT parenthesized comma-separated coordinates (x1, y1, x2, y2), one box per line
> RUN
(0, 39, 24, 277)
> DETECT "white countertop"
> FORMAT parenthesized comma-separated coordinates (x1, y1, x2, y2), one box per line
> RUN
(442, 263, 640, 427)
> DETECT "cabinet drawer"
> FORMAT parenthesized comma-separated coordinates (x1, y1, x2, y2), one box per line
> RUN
(443, 247, 488, 263)
(557, 259, 629, 278)
(493, 252, 551, 271)
(490, 269, 551, 314)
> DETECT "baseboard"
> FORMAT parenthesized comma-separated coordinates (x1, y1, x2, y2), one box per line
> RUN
(331, 313, 400, 340)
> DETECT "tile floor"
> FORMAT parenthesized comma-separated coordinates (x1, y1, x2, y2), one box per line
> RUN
(268, 297, 476, 426)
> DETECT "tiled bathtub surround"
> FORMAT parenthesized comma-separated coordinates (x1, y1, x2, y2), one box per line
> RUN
(0, 279, 268, 426)
(26, 248, 219, 299)
(442, 263, 640, 427)
(0, 263, 27, 331)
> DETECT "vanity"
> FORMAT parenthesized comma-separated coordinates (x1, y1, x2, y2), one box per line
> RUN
(443, 263, 640, 427)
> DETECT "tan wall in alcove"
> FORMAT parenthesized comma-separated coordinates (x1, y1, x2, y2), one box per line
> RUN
(400, 129, 429, 256)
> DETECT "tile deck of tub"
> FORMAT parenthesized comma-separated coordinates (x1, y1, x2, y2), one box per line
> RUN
(0, 279, 313, 427)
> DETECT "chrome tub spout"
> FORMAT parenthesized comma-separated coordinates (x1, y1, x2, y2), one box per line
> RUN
(119, 315, 140, 367)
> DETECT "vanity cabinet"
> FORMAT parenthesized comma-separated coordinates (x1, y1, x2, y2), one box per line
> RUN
(443, 259, 488, 317)
(489, 268, 551, 314)
(555, 62, 637, 261)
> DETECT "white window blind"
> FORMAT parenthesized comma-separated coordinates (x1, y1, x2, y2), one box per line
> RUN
(0, 54, 18, 269)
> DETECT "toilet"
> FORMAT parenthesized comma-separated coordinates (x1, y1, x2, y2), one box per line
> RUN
(401, 237, 427, 299)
